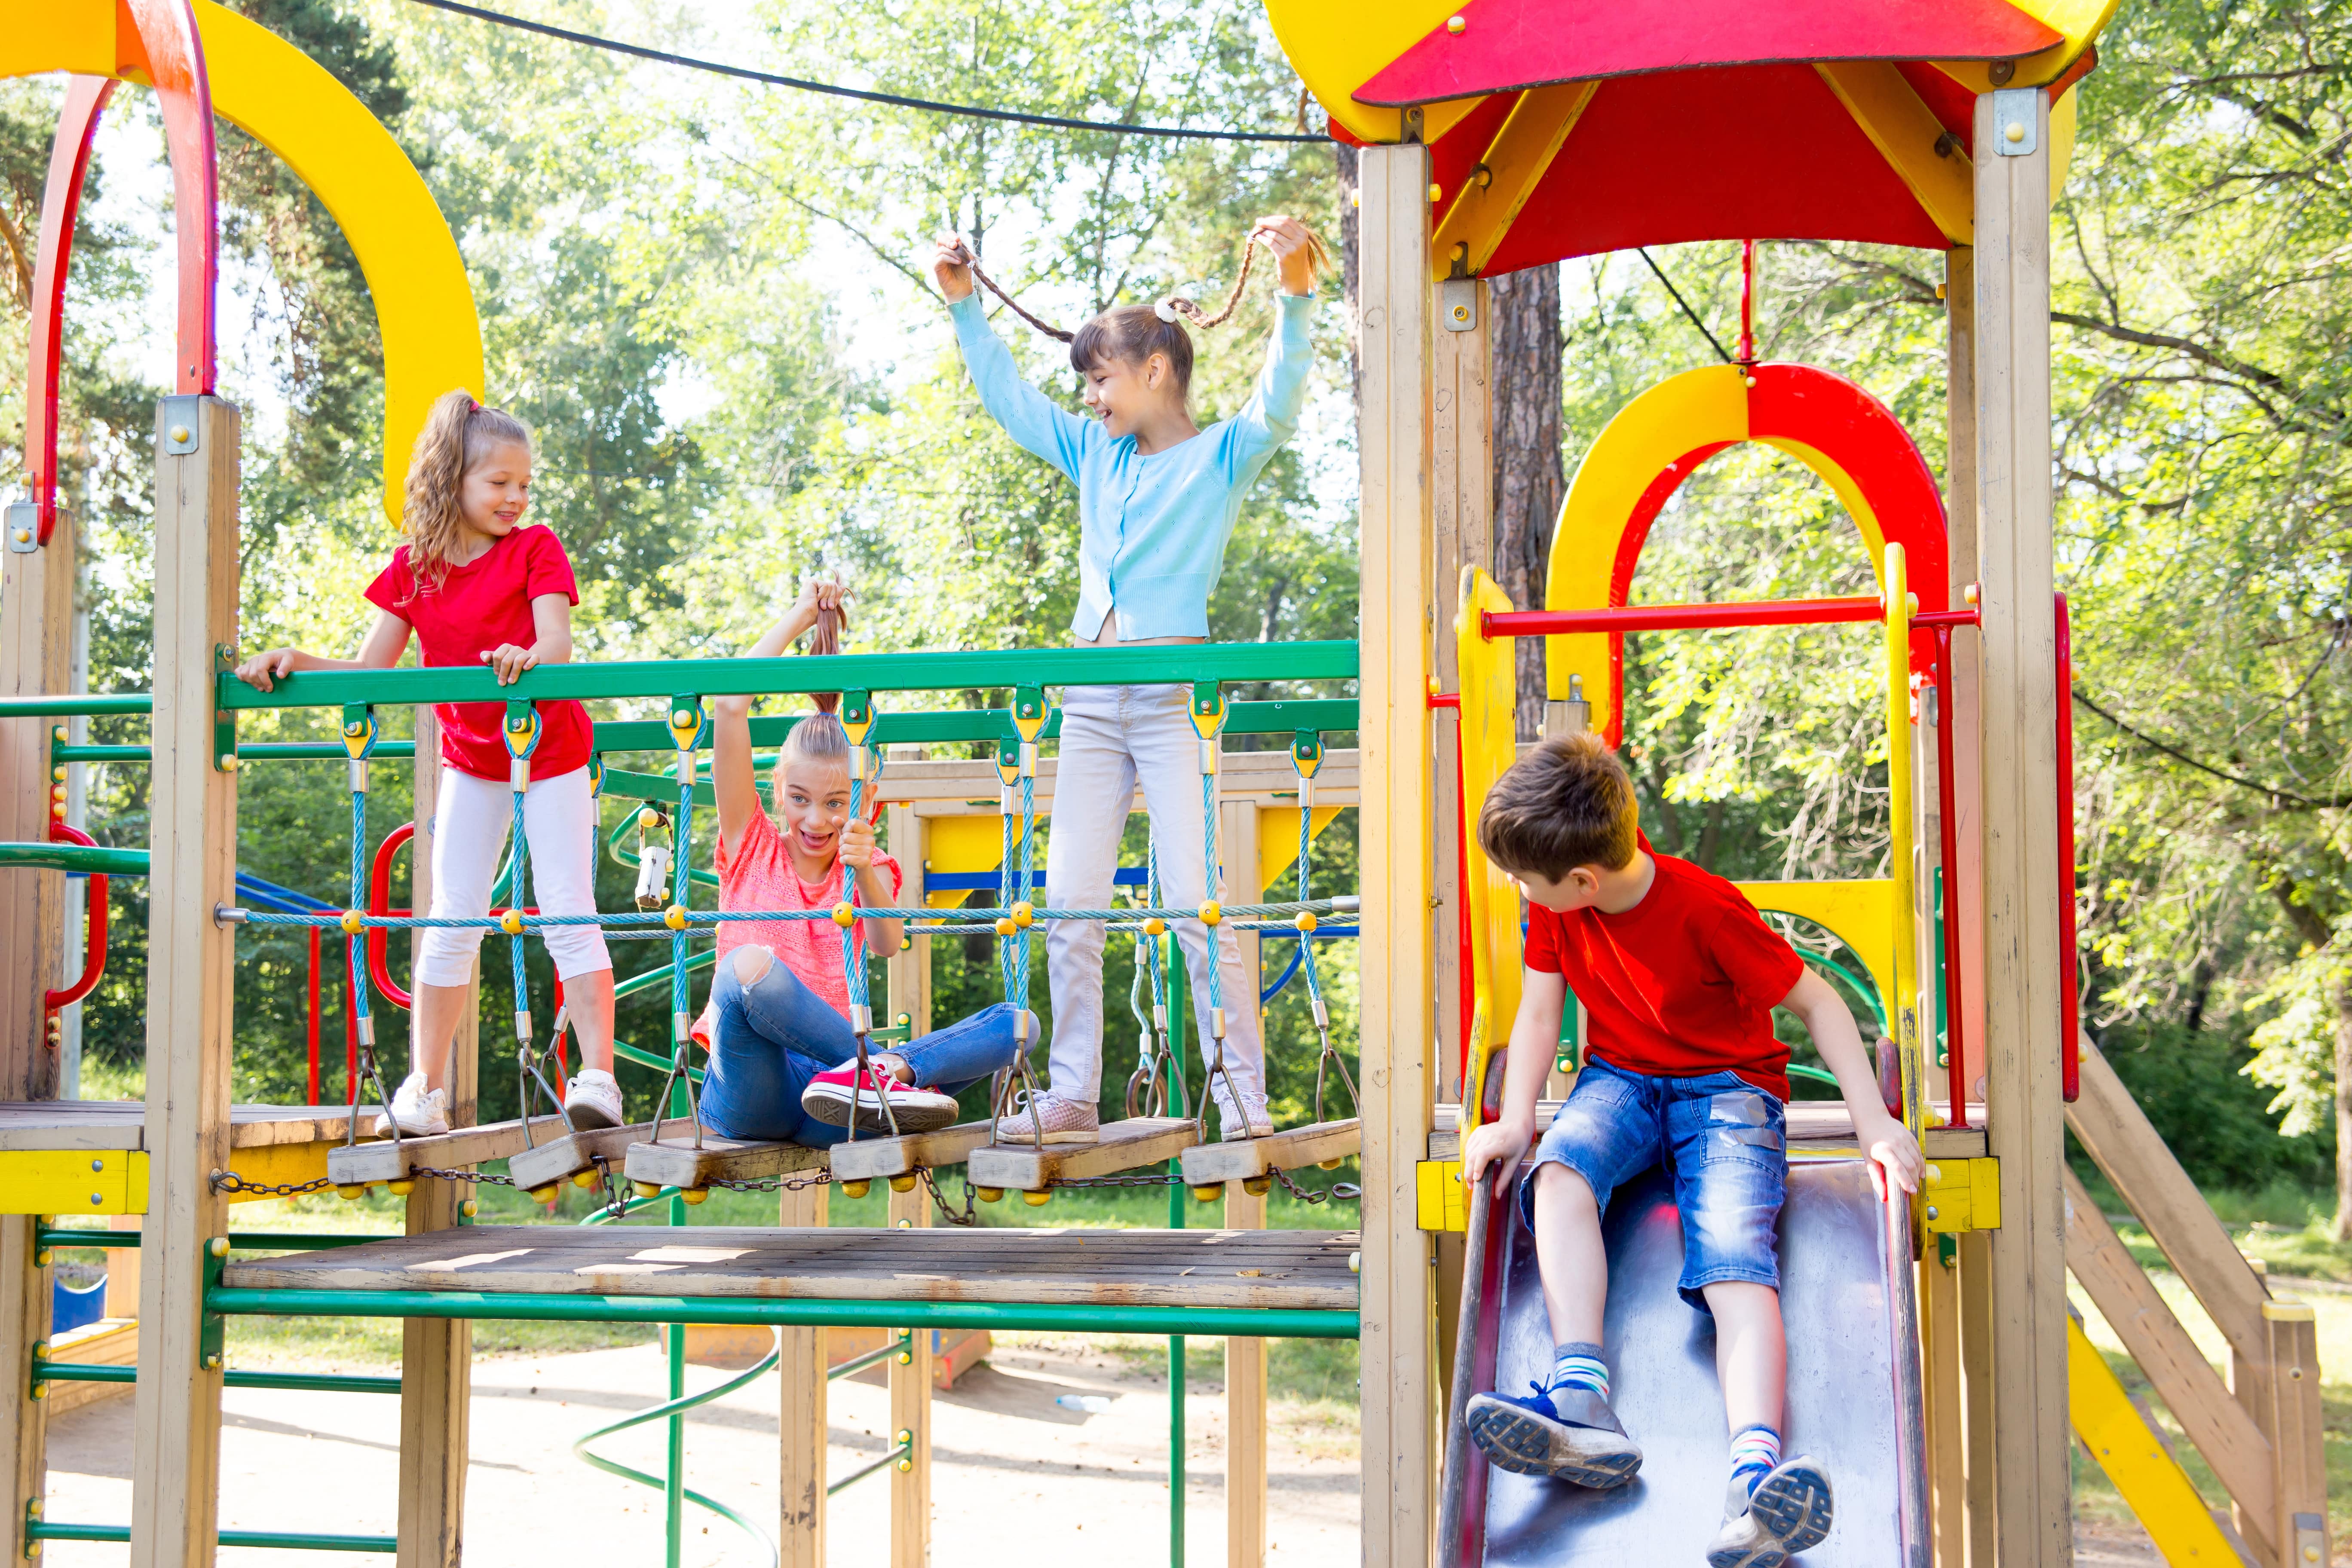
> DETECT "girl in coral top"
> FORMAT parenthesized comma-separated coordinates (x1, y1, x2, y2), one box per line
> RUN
(234, 390, 622, 1136)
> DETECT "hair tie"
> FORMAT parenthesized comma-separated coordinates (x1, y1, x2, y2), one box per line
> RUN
(1153, 297, 1181, 324)
(468, 397, 482, 413)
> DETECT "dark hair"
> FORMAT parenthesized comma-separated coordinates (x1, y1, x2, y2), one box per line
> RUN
(1069, 305, 1194, 397)
(1477, 732, 1640, 879)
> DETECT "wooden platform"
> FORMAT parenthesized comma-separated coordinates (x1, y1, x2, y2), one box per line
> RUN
(830, 1121, 997, 1185)
(1424, 1101, 1989, 1161)
(623, 1134, 827, 1191)
(966, 1116, 1200, 1193)
(0, 1101, 355, 1151)
(1179, 1119, 1360, 1187)
(220, 1223, 1363, 1310)
(326, 1115, 571, 1186)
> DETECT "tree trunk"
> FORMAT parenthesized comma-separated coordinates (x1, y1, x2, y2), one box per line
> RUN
(2332, 971, 2352, 1241)
(1335, 143, 1361, 409)
(1489, 264, 1565, 739)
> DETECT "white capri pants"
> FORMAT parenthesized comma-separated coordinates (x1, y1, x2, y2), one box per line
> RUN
(1043, 683, 1265, 1102)
(414, 765, 612, 988)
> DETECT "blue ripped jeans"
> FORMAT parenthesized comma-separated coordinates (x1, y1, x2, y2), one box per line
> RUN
(696, 947, 1030, 1147)
(1518, 1056, 1788, 1311)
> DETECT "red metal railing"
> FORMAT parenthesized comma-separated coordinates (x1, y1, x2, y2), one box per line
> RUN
(2056, 594, 2079, 1102)
(1482, 594, 1886, 640)
(368, 823, 415, 1008)
(45, 822, 108, 1011)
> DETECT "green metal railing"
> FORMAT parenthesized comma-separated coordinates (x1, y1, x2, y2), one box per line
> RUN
(33, 1361, 401, 1396)
(24, 1520, 397, 1553)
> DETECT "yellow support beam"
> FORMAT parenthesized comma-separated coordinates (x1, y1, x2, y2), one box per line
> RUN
(0, 1150, 145, 1216)
(1416, 1160, 1466, 1234)
(1430, 82, 1596, 277)
(1922, 1157, 2001, 1234)
(2067, 1315, 2241, 1566)
(1814, 62, 1973, 246)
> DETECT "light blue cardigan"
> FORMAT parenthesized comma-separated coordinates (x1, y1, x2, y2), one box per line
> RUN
(948, 289, 1317, 641)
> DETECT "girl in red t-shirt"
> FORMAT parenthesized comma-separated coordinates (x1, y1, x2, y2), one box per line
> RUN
(234, 391, 621, 1138)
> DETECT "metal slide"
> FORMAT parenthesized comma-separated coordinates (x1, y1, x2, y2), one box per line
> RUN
(1455, 1160, 1929, 1567)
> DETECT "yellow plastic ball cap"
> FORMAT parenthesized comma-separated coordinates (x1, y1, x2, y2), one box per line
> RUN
(831, 901, 857, 927)
(527, 1184, 558, 1204)
(633, 1181, 662, 1200)
(665, 903, 689, 931)
(1143, 917, 1166, 937)
(975, 1186, 1004, 1203)
(1022, 1189, 1052, 1207)
(1294, 910, 1318, 933)
(1191, 1184, 1222, 1203)
(995, 918, 1016, 937)
(387, 1179, 415, 1197)
(500, 908, 526, 936)
(1199, 900, 1222, 927)
(680, 1187, 709, 1205)
(339, 908, 365, 935)
(1011, 901, 1034, 929)
(889, 1174, 917, 1193)
(840, 1179, 872, 1199)
(572, 1170, 597, 1189)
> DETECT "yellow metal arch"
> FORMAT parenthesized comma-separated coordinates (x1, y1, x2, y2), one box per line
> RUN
(5, 0, 485, 524)
(1455, 566, 1528, 1120)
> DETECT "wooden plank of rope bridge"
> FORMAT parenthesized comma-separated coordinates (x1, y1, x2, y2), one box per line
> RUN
(132, 392, 241, 1568)
(2060, 1162, 2275, 1544)
(965, 1116, 1199, 1193)
(506, 1121, 657, 1194)
(624, 1134, 827, 1191)
(831, 1122, 994, 1185)
(1180, 1120, 1360, 1186)
(401, 709, 473, 1568)
(221, 1225, 1363, 1309)
(329, 1115, 569, 1186)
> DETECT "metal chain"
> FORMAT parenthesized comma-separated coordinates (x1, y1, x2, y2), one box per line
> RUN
(1268, 1167, 1361, 1206)
(413, 1166, 518, 1187)
(209, 1171, 334, 1198)
(919, 1166, 979, 1228)
(1051, 1171, 1186, 1189)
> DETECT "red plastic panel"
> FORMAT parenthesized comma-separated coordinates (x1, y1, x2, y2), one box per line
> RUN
(1358, 0, 2059, 107)
(122, 0, 219, 394)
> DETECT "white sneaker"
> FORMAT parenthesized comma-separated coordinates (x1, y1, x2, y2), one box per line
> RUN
(566, 1068, 625, 1131)
(992, 1092, 1101, 1144)
(1213, 1084, 1274, 1141)
(375, 1072, 448, 1138)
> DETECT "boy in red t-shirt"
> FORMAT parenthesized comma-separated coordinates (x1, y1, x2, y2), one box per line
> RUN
(1459, 734, 1923, 1568)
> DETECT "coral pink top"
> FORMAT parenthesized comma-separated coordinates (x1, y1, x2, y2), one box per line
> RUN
(691, 805, 901, 1045)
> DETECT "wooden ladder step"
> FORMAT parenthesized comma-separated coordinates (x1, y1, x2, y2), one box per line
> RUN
(830, 1121, 996, 1185)
(1179, 1118, 1360, 1188)
(327, 1116, 572, 1186)
(508, 1122, 659, 1194)
(624, 1134, 828, 1192)
(966, 1117, 1199, 1193)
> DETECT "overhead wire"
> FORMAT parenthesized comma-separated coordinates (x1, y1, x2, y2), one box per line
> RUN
(405, 0, 1326, 144)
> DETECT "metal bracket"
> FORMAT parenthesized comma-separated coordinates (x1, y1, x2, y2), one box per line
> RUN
(161, 394, 202, 453)
(1439, 277, 1479, 333)
(1991, 88, 2041, 156)
(5, 500, 41, 554)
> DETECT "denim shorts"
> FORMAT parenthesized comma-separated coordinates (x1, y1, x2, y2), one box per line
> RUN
(1518, 1056, 1788, 1311)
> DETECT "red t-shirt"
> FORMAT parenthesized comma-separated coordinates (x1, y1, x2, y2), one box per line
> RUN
(364, 526, 593, 783)
(1523, 848, 1805, 1099)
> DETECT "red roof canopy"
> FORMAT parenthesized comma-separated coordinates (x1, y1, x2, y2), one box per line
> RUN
(1357, 0, 2061, 105)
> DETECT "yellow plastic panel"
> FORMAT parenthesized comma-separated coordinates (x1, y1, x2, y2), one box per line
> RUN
(1258, 804, 1342, 898)
(1417, 1159, 1466, 1233)
(921, 814, 1008, 910)
(1, 0, 485, 525)
(1920, 1156, 2000, 1233)
(1880, 544, 1922, 1130)
(0, 1150, 147, 1216)
(1261, 0, 1485, 145)
(2067, 1315, 2242, 1565)
(2050, 86, 2077, 200)
(1455, 568, 1527, 1120)
(1735, 879, 1899, 1028)
(221, 1139, 328, 1203)
(1545, 364, 1750, 739)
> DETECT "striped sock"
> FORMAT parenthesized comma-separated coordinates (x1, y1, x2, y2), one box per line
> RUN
(1547, 1342, 1609, 1402)
(1728, 1423, 1782, 1497)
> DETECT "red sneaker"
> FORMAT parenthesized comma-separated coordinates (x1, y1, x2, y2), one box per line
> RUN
(801, 1065, 959, 1135)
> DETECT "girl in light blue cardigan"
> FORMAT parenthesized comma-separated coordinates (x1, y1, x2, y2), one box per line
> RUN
(932, 220, 1321, 1144)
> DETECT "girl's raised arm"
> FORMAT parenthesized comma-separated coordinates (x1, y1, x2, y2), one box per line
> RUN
(712, 581, 838, 859)
(1219, 216, 1321, 481)
(934, 235, 1095, 481)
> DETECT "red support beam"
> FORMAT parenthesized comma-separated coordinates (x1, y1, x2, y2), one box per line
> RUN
(23, 77, 116, 546)
(122, 0, 219, 394)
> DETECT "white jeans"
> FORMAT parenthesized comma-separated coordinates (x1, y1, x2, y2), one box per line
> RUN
(414, 766, 612, 987)
(1044, 684, 1264, 1102)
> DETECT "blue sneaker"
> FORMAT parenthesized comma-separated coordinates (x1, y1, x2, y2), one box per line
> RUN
(1706, 1457, 1834, 1567)
(1463, 1382, 1643, 1487)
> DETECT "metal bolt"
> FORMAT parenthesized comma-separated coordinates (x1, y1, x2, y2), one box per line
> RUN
(1926, 1205, 1940, 1221)
(1446, 13, 1465, 31)
(168, 425, 191, 444)
(90, 1158, 103, 1173)
(203, 1352, 222, 1372)
(89, 1193, 102, 1206)
(1427, 183, 1442, 204)
(12, 528, 30, 545)
(2004, 122, 2026, 144)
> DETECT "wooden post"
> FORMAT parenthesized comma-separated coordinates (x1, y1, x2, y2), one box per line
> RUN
(888, 1181, 932, 1568)
(1430, 279, 1489, 1102)
(1957, 1230, 1997, 1567)
(1943, 245, 1986, 1107)
(778, 1180, 828, 1568)
(0, 505, 73, 1562)
(398, 711, 474, 1568)
(1970, 89, 2069, 1568)
(886, 805, 931, 1036)
(1225, 1179, 1269, 1568)
(130, 393, 241, 1568)
(2257, 1303, 2328, 1568)
(1921, 1246, 1966, 1568)
(1357, 138, 1436, 1568)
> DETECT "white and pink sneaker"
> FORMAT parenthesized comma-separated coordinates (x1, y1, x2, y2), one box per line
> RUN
(801, 1065, 960, 1135)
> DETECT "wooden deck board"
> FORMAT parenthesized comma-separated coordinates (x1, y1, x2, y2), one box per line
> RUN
(1179, 1120, 1360, 1186)
(830, 1122, 996, 1184)
(220, 1224, 1363, 1310)
(623, 1136, 828, 1191)
(966, 1117, 1200, 1192)
(326, 1117, 570, 1186)
(0, 1102, 357, 1152)
(1422, 1102, 1988, 1161)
